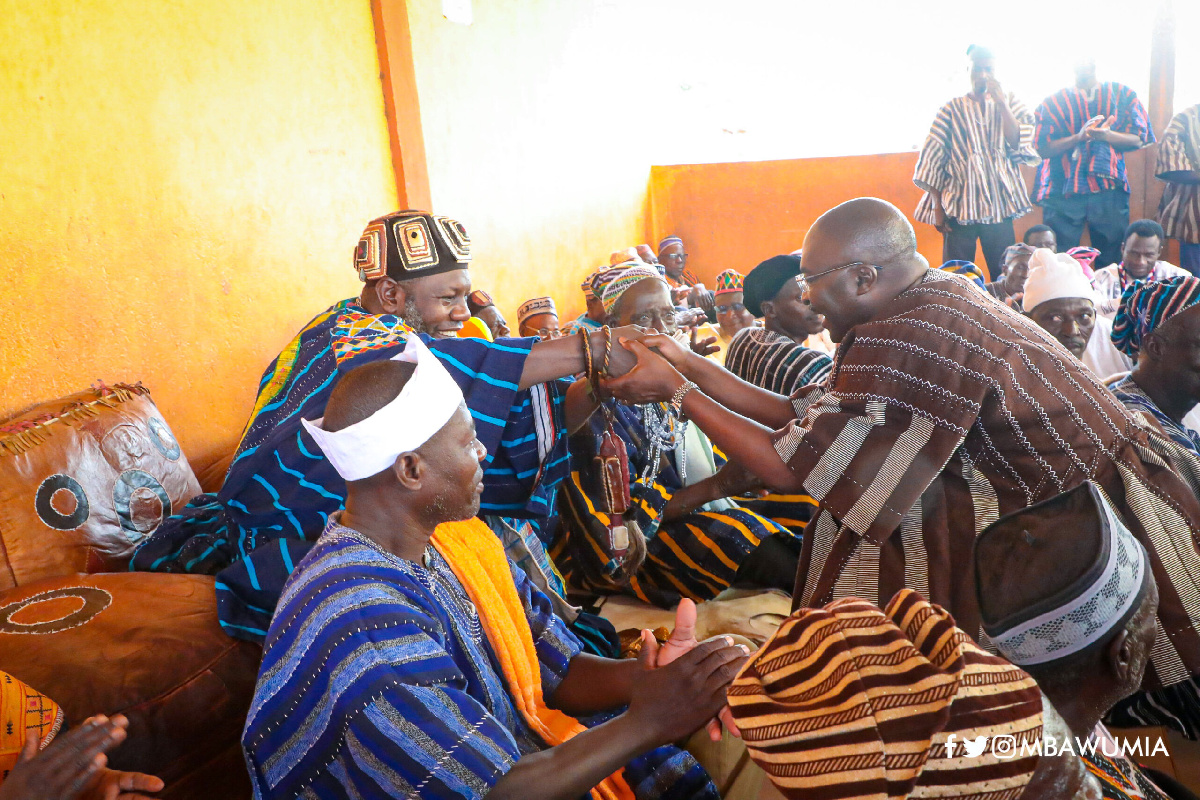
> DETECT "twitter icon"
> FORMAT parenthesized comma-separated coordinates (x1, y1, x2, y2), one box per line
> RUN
(963, 735, 989, 758)
(943, 733, 990, 758)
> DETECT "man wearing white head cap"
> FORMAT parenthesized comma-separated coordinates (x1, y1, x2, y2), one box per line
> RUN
(1023, 247, 1132, 380)
(243, 343, 749, 800)
(975, 482, 1175, 800)
(130, 210, 644, 645)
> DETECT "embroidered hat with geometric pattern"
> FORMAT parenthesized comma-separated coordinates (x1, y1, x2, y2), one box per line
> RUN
(467, 289, 496, 315)
(975, 481, 1151, 667)
(714, 269, 744, 297)
(728, 589, 1044, 800)
(517, 297, 557, 327)
(353, 210, 471, 282)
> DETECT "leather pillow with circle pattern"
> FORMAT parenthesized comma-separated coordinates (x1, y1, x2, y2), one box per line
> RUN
(0, 384, 201, 590)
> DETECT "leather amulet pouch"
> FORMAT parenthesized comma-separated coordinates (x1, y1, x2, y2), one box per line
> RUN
(596, 424, 632, 559)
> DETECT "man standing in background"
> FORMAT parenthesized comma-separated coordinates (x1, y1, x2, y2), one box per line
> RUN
(914, 45, 1040, 275)
(1157, 103, 1200, 275)
(1033, 59, 1153, 268)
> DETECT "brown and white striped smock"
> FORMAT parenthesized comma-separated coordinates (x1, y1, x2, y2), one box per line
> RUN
(913, 93, 1041, 227)
(774, 269, 1200, 690)
(728, 590, 1043, 800)
(1156, 104, 1200, 246)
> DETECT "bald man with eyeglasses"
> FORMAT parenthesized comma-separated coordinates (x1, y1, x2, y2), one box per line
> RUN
(600, 198, 1200, 738)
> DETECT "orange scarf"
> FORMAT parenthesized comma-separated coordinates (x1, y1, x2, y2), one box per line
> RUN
(431, 519, 634, 800)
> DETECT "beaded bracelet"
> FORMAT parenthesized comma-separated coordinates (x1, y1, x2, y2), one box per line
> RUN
(600, 326, 612, 377)
(578, 325, 593, 381)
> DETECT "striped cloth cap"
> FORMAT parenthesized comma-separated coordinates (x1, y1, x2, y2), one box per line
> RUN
(658, 236, 684, 255)
(728, 589, 1043, 800)
(1111, 276, 1200, 357)
(714, 269, 744, 296)
(939, 260, 987, 291)
(582, 270, 603, 300)
(600, 265, 664, 314)
(1066, 246, 1100, 279)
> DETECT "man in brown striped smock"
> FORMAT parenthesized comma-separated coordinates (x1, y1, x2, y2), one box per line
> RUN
(914, 45, 1040, 275)
(1157, 104, 1200, 275)
(603, 197, 1200, 712)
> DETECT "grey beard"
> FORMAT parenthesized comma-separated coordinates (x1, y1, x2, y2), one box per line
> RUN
(403, 297, 435, 336)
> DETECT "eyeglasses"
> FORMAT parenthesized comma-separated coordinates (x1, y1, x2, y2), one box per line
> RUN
(795, 261, 882, 294)
(715, 302, 746, 314)
(662, 252, 688, 262)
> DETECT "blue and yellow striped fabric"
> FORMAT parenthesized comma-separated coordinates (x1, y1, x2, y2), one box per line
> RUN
(130, 299, 571, 642)
(243, 522, 718, 799)
(555, 401, 794, 607)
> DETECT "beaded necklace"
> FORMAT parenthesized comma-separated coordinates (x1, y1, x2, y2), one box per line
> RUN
(638, 402, 688, 486)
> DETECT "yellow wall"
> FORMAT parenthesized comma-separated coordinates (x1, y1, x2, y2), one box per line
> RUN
(0, 0, 397, 469)
(404, 0, 655, 324)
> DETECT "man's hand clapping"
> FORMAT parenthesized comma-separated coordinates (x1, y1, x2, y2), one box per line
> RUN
(626, 628, 748, 746)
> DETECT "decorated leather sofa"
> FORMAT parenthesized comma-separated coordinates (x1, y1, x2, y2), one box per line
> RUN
(0, 384, 259, 799)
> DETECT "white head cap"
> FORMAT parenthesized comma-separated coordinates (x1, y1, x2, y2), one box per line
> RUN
(1023, 248, 1097, 312)
(301, 336, 465, 481)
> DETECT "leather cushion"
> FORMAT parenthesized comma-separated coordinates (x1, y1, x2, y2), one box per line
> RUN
(0, 573, 260, 799)
(0, 385, 201, 589)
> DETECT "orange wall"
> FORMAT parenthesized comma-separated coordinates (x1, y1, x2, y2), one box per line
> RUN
(650, 147, 1173, 286)
(0, 0, 397, 469)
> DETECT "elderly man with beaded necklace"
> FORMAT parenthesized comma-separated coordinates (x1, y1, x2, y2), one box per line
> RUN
(130, 210, 644, 648)
(554, 264, 801, 608)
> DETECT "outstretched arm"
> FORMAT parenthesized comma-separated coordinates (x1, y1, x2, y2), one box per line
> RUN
(518, 326, 646, 390)
(602, 342, 804, 494)
(635, 333, 801, 430)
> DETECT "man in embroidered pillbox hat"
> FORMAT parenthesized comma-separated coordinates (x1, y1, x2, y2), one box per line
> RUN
(517, 296, 562, 340)
(130, 210, 647, 644)
(243, 341, 750, 800)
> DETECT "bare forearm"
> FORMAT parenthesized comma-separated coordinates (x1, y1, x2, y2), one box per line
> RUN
(1039, 133, 1080, 158)
(550, 654, 639, 715)
(679, 390, 803, 493)
(563, 380, 600, 434)
(662, 476, 726, 521)
(676, 353, 797, 429)
(486, 713, 653, 800)
(1104, 130, 1143, 151)
(519, 336, 589, 390)
(997, 102, 1020, 148)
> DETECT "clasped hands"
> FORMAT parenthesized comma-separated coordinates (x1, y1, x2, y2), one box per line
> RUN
(1079, 114, 1118, 144)
(629, 598, 747, 743)
(600, 333, 692, 406)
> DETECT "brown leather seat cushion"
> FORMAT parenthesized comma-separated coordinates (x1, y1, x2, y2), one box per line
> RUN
(0, 384, 201, 589)
(0, 572, 260, 800)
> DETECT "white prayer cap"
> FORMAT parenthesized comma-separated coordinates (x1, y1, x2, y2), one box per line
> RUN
(301, 336, 465, 482)
(1023, 247, 1097, 312)
(976, 481, 1150, 666)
